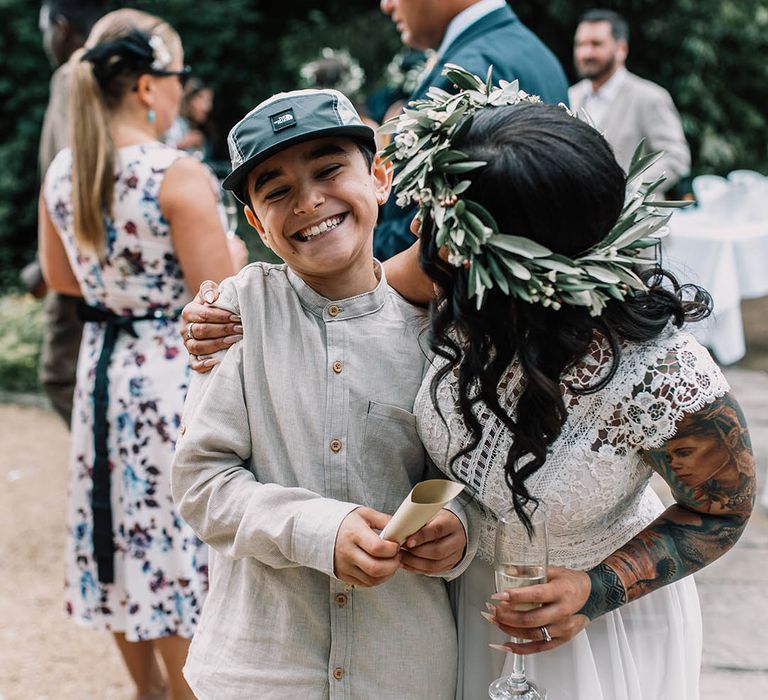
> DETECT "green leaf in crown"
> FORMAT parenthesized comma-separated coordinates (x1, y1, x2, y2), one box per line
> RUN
(379, 64, 688, 315)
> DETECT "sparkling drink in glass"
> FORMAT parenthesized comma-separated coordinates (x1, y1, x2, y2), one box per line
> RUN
(488, 505, 548, 700)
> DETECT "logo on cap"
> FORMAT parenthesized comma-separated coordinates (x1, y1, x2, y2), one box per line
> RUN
(270, 108, 297, 132)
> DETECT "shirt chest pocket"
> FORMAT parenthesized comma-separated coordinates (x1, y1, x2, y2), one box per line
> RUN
(360, 401, 425, 514)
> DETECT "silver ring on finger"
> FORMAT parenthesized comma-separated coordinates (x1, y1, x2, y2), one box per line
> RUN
(186, 322, 196, 341)
(540, 626, 552, 643)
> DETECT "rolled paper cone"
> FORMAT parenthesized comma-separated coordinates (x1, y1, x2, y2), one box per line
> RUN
(379, 479, 465, 545)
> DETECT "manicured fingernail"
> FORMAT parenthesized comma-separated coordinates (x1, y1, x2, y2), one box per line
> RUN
(485, 602, 497, 613)
(491, 592, 509, 601)
(406, 539, 416, 549)
(202, 358, 219, 368)
(233, 324, 243, 333)
(480, 611, 495, 623)
(230, 314, 241, 322)
(488, 644, 510, 653)
(204, 291, 215, 303)
(224, 335, 240, 344)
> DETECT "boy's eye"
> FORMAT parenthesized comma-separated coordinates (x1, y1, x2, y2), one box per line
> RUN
(318, 164, 341, 178)
(265, 187, 289, 201)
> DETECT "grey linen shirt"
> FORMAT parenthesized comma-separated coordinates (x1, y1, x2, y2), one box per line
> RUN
(172, 262, 478, 699)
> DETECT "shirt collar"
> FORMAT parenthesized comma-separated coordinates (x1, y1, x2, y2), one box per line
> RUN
(590, 66, 627, 101)
(436, 0, 506, 57)
(286, 260, 389, 321)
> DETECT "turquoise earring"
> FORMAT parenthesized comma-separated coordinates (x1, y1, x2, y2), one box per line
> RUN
(148, 109, 156, 125)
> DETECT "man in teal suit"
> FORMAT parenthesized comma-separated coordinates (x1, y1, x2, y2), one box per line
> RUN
(376, 0, 569, 259)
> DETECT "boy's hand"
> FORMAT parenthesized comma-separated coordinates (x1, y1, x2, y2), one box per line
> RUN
(334, 507, 400, 588)
(399, 509, 466, 574)
(180, 280, 242, 372)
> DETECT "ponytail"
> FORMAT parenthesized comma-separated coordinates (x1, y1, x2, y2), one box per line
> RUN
(65, 9, 183, 260)
(69, 47, 114, 258)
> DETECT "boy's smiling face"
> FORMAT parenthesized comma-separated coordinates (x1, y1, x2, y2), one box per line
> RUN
(244, 137, 391, 296)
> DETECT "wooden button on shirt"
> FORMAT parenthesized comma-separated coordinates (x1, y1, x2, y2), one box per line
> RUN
(328, 304, 340, 317)
(330, 439, 342, 453)
(332, 361, 343, 374)
(333, 667, 344, 681)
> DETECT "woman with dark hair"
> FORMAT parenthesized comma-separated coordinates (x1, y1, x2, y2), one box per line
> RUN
(381, 71, 755, 699)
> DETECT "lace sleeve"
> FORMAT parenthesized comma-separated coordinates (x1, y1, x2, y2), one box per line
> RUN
(622, 330, 730, 450)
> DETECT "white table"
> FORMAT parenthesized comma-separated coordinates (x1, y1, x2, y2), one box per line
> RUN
(663, 209, 768, 365)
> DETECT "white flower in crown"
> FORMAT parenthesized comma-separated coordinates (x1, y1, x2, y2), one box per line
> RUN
(394, 130, 419, 159)
(415, 188, 433, 204)
(396, 191, 413, 208)
(447, 251, 468, 267)
(149, 34, 172, 71)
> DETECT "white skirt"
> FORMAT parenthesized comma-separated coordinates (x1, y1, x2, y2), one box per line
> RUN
(451, 558, 702, 700)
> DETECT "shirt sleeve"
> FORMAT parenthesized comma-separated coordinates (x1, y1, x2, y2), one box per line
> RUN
(171, 340, 359, 577)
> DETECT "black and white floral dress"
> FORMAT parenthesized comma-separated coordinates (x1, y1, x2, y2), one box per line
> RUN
(44, 142, 208, 641)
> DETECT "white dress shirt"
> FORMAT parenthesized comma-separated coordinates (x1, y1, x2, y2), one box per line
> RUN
(582, 66, 628, 129)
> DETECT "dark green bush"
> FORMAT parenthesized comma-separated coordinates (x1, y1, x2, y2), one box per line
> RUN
(0, 295, 44, 393)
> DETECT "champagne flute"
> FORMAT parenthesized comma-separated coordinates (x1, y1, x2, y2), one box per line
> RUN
(488, 504, 548, 700)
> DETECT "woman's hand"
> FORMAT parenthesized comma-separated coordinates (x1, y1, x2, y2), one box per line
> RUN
(180, 280, 242, 372)
(484, 566, 592, 654)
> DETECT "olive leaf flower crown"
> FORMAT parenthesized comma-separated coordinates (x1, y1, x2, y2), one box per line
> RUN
(379, 64, 687, 315)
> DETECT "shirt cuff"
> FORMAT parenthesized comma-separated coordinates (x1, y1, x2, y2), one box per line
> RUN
(292, 498, 361, 578)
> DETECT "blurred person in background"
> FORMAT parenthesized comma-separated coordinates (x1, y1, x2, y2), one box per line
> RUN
(296, 46, 381, 138)
(163, 77, 217, 161)
(38, 9, 244, 699)
(375, 0, 569, 260)
(569, 9, 691, 195)
(24, 0, 107, 426)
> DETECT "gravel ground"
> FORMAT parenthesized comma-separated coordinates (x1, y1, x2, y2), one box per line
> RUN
(0, 405, 131, 700)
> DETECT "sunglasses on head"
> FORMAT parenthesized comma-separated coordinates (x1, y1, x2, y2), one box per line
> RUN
(151, 65, 192, 87)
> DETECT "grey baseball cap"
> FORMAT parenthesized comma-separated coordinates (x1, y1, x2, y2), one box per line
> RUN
(222, 88, 376, 204)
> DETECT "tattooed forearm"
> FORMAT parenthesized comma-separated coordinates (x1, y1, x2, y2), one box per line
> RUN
(578, 563, 627, 619)
(585, 392, 755, 618)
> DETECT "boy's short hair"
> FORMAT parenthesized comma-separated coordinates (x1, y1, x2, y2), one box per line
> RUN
(223, 89, 376, 206)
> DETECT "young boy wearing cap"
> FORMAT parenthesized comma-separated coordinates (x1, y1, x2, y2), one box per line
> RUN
(171, 89, 475, 699)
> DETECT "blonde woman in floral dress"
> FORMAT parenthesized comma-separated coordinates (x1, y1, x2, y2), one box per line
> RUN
(39, 9, 242, 699)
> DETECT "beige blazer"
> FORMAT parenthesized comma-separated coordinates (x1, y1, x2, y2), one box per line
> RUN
(569, 71, 691, 192)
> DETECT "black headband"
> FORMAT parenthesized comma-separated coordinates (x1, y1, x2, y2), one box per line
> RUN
(81, 29, 162, 88)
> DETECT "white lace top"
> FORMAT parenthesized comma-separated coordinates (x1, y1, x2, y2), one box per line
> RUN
(414, 326, 729, 570)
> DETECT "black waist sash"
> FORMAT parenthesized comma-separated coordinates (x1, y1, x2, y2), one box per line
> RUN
(77, 302, 178, 584)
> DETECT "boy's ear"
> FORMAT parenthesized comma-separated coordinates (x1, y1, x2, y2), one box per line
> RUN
(244, 205, 271, 249)
(372, 153, 393, 206)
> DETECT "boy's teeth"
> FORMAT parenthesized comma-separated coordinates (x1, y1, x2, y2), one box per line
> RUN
(298, 215, 343, 240)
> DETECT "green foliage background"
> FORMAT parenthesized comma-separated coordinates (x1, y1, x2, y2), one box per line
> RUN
(1, 0, 766, 293)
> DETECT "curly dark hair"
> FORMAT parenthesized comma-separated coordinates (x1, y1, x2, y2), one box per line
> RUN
(418, 103, 711, 529)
